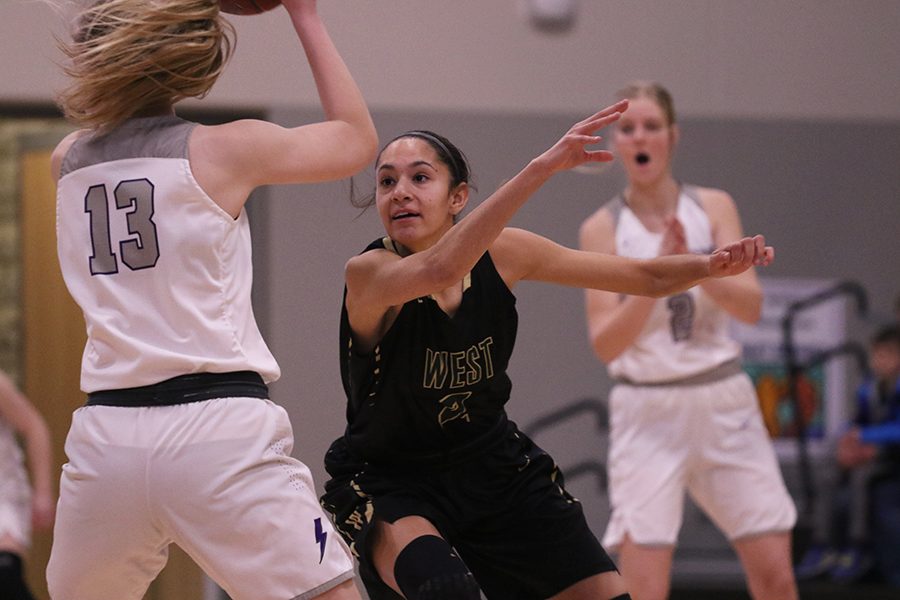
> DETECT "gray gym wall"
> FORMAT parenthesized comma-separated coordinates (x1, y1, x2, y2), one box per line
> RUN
(3, 0, 899, 588)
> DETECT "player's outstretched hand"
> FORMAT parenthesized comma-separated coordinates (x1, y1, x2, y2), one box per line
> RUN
(709, 234, 774, 277)
(534, 99, 629, 175)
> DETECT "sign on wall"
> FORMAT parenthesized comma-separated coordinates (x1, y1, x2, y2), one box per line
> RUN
(731, 277, 864, 456)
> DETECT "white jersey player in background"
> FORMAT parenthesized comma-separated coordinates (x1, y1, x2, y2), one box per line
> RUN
(579, 81, 798, 600)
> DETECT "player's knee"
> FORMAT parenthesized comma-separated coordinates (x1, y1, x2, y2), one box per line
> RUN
(0, 552, 35, 600)
(393, 535, 481, 600)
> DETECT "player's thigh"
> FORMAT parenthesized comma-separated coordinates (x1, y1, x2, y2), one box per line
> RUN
(605, 385, 692, 546)
(688, 376, 796, 540)
(161, 399, 355, 600)
(47, 410, 167, 600)
(456, 453, 617, 599)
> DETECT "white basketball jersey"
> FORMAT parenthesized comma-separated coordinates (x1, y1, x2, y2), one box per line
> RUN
(56, 115, 280, 392)
(606, 186, 741, 383)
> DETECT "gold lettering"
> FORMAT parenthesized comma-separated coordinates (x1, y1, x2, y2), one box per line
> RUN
(423, 348, 449, 389)
(423, 337, 496, 390)
(466, 346, 482, 385)
(449, 351, 467, 388)
(478, 337, 495, 379)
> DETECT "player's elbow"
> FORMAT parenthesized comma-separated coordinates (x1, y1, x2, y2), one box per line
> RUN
(423, 254, 462, 291)
(737, 298, 763, 324)
(594, 344, 619, 365)
(355, 123, 379, 168)
(732, 286, 764, 324)
(589, 329, 621, 364)
(340, 120, 379, 174)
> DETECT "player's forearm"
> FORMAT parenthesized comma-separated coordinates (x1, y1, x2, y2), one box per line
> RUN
(23, 418, 54, 497)
(428, 159, 553, 285)
(587, 296, 656, 363)
(700, 275, 763, 323)
(290, 8, 377, 158)
(637, 254, 711, 297)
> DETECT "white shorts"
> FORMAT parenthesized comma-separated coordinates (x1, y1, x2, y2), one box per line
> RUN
(47, 397, 354, 600)
(602, 372, 796, 549)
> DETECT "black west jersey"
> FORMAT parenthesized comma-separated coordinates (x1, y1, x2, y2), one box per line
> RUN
(340, 237, 517, 465)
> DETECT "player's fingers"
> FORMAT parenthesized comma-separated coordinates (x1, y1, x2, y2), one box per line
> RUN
(583, 110, 624, 133)
(753, 234, 766, 260)
(715, 250, 732, 272)
(574, 100, 628, 132)
(583, 149, 616, 162)
(576, 99, 628, 127)
(571, 134, 602, 147)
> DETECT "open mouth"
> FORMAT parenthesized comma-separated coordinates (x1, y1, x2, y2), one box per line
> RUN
(392, 211, 419, 221)
(636, 153, 650, 165)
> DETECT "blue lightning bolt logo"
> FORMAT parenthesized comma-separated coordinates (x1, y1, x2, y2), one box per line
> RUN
(314, 517, 327, 564)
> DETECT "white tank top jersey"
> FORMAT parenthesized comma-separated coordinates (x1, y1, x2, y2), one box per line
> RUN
(606, 185, 741, 384)
(56, 115, 280, 393)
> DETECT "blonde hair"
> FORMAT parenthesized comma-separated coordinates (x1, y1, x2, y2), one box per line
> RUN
(57, 0, 235, 131)
(615, 81, 676, 127)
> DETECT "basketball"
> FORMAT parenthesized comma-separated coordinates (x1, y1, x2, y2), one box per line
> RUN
(218, 0, 281, 15)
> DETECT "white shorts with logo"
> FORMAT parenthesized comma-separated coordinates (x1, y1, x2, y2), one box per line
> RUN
(47, 397, 354, 600)
(602, 372, 796, 550)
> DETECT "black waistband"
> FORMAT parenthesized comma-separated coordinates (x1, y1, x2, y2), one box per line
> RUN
(86, 371, 268, 407)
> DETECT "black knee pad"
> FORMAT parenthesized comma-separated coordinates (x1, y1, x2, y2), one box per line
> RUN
(393, 535, 481, 600)
(0, 552, 36, 600)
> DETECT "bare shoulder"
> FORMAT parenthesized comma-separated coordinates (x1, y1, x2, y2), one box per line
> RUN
(490, 227, 539, 259)
(344, 246, 398, 286)
(195, 118, 280, 140)
(694, 185, 745, 241)
(50, 129, 87, 182)
(694, 185, 738, 217)
(494, 226, 532, 246)
(190, 119, 278, 161)
(488, 227, 542, 286)
(578, 204, 616, 252)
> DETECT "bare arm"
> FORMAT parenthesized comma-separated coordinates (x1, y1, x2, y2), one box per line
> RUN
(0, 372, 55, 531)
(346, 102, 628, 346)
(192, 0, 378, 216)
(697, 188, 764, 323)
(574, 213, 773, 363)
(494, 227, 770, 294)
(579, 209, 657, 363)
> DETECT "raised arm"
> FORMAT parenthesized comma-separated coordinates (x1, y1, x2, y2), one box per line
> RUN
(495, 227, 771, 294)
(578, 208, 655, 363)
(0, 371, 55, 531)
(191, 0, 378, 215)
(346, 102, 628, 342)
(502, 222, 773, 363)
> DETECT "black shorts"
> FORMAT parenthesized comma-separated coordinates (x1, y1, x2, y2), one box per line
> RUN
(321, 421, 617, 599)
